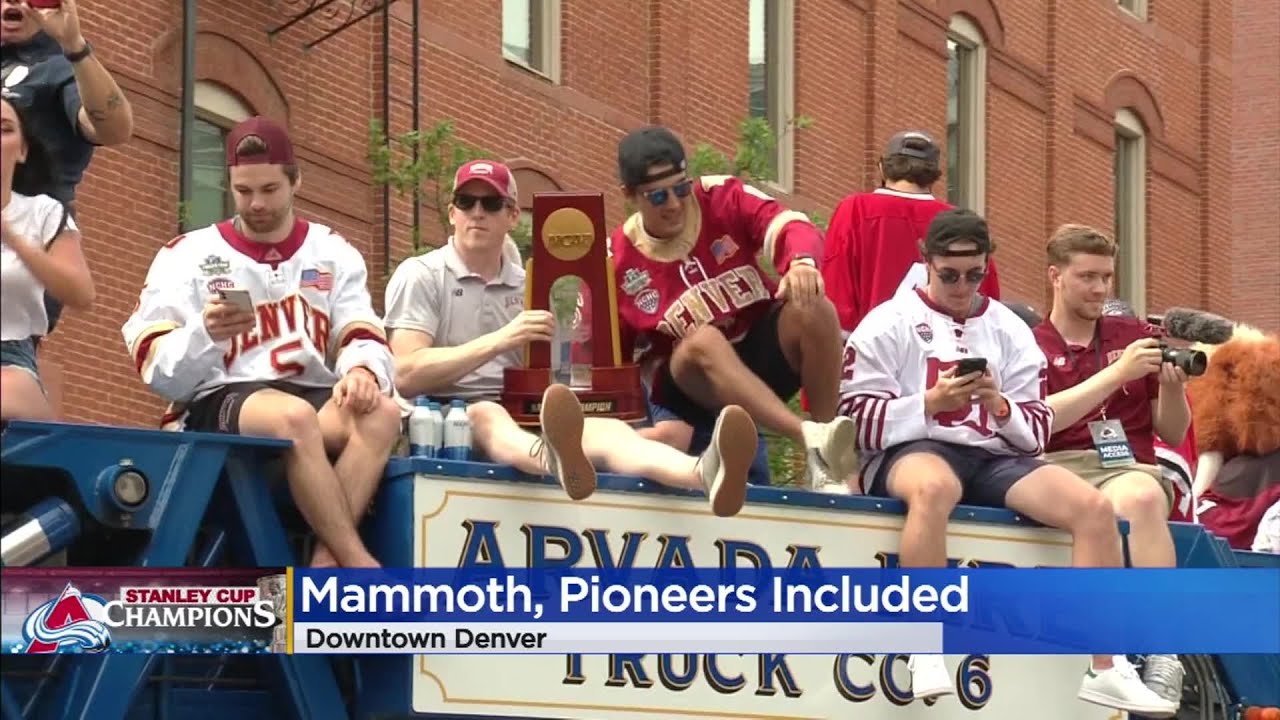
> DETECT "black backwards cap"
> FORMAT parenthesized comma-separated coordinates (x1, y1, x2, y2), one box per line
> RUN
(1004, 300, 1045, 328)
(922, 208, 995, 257)
(618, 126, 688, 189)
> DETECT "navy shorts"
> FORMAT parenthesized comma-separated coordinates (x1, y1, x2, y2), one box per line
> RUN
(867, 439, 1046, 508)
(1, 337, 43, 391)
(185, 381, 330, 434)
(646, 383, 772, 486)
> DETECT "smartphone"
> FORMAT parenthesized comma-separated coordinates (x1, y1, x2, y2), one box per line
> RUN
(26, 0, 62, 9)
(955, 357, 988, 376)
(218, 288, 254, 313)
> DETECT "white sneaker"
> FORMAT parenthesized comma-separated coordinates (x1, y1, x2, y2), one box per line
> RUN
(1078, 656, 1178, 718)
(534, 384, 596, 501)
(908, 655, 953, 700)
(801, 417, 858, 486)
(695, 406, 755, 517)
(1142, 654, 1185, 708)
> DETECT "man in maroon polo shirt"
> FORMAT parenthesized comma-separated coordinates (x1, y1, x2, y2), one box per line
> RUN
(1033, 224, 1190, 709)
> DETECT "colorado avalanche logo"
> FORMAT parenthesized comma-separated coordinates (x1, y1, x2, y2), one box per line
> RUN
(635, 289, 660, 315)
(21, 584, 112, 654)
(914, 322, 934, 343)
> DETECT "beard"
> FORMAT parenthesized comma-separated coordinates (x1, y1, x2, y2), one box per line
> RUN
(240, 206, 290, 235)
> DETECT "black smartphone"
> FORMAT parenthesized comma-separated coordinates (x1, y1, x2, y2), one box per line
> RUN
(955, 357, 988, 376)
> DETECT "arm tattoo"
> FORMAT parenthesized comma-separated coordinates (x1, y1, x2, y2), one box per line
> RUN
(86, 93, 124, 124)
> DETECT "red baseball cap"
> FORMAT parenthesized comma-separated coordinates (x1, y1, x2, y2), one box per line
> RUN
(452, 160, 518, 201)
(225, 117, 296, 166)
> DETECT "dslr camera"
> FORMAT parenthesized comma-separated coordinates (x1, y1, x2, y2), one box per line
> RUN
(1158, 342, 1207, 377)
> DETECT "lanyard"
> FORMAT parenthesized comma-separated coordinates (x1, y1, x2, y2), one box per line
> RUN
(1065, 319, 1109, 420)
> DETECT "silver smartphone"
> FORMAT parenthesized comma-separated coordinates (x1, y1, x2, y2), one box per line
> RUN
(218, 288, 254, 313)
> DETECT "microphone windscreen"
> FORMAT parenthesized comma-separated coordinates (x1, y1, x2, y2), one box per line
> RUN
(1161, 307, 1236, 345)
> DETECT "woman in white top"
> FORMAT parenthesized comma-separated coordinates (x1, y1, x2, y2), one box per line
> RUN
(1, 94, 95, 420)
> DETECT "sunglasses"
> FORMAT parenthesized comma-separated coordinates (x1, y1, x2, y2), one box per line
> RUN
(640, 179, 694, 207)
(454, 193, 508, 213)
(931, 265, 988, 286)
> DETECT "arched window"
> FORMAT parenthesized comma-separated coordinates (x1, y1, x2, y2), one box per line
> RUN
(1113, 108, 1147, 315)
(946, 14, 987, 213)
(187, 81, 253, 230)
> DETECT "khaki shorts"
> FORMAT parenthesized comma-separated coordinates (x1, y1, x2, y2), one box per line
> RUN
(1045, 449, 1173, 509)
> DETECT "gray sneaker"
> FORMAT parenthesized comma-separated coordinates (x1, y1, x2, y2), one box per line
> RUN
(1142, 654, 1185, 708)
(695, 406, 755, 516)
(532, 384, 596, 500)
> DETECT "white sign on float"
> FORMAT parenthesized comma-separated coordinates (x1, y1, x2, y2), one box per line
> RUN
(410, 476, 1119, 720)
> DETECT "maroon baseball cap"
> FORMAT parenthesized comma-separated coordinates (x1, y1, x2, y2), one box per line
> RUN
(452, 160, 518, 201)
(225, 117, 296, 167)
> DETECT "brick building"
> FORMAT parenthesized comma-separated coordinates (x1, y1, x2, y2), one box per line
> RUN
(43, 0, 1272, 429)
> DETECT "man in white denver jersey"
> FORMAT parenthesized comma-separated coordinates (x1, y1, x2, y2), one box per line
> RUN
(838, 209, 1174, 717)
(122, 117, 400, 569)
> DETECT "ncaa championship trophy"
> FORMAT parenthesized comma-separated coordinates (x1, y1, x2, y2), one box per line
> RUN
(501, 192, 645, 425)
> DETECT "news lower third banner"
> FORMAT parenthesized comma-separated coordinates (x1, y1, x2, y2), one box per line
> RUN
(3, 567, 1276, 655)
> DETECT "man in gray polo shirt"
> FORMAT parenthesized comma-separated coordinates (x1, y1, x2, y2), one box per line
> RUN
(385, 160, 759, 516)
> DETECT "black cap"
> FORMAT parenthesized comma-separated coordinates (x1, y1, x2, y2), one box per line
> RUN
(922, 208, 994, 257)
(1004, 300, 1045, 328)
(884, 130, 940, 162)
(618, 126, 688, 189)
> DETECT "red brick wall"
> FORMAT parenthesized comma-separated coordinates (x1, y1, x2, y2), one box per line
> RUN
(1231, 0, 1280, 332)
(41, 0, 1259, 429)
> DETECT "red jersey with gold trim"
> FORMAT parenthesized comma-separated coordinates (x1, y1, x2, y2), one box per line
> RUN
(122, 218, 393, 423)
(1034, 316, 1162, 465)
(609, 175, 821, 364)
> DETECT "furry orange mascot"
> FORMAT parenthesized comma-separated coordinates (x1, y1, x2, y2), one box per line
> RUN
(1185, 324, 1280, 551)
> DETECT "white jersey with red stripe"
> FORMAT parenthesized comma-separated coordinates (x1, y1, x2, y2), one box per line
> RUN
(122, 217, 394, 416)
(838, 289, 1054, 490)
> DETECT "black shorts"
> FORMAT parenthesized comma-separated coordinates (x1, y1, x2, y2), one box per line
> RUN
(867, 439, 1047, 508)
(654, 302, 800, 428)
(184, 381, 330, 434)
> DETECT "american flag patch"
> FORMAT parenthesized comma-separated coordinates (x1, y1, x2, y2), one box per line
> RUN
(301, 269, 333, 291)
(710, 235, 739, 264)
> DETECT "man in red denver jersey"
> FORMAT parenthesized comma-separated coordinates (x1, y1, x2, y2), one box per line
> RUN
(822, 130, 1000, 338)
(1033, 224, 1191, 708)
(608, 126, 857, 485)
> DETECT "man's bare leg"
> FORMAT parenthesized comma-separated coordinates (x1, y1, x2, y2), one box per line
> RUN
(668, 325, 804, 441)
(1002, 465, 1122, 672)
(467, 384, 596, 500)
(881, 450, 963, 701)
(883, 453, 963, 568)
(774, 298, 843, 422)
(1100, 473, 1177, 567)
(309, 395, 404, 568)
(237, 390, 379, 567)
(582, 406, 757, 516)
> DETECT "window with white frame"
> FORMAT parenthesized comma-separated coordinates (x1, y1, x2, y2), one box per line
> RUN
(945, 15, 987, 213)
(502, 0, 561, 80)
(1114, 108, 1148, 315)
(186, 81, 253, 231)
(1117, 0, 1148, 21)
(748, 0, 796, 188)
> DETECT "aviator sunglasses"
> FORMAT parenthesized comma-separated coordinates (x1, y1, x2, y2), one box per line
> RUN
(931, 264, 988, 285)
(453, 193, 509, 213)
(640, 179, 694, 207)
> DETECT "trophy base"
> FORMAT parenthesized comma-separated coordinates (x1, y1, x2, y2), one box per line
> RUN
(502, 365, 646, 426)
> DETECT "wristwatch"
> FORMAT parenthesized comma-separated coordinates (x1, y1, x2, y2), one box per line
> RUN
(791, 255, 817, 268)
